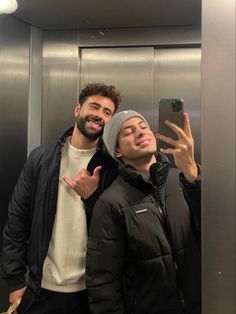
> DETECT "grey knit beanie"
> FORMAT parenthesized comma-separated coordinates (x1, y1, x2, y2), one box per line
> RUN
(103, 110, 149, 158)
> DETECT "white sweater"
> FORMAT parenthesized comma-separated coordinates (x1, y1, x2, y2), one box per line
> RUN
(41, 139, 96, 292)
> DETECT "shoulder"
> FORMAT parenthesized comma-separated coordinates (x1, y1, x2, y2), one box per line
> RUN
(164, 168, 182, 196)
(27, 140, 60, 167)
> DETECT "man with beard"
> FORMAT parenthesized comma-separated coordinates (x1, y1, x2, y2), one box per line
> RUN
(2, 83, 122, 314)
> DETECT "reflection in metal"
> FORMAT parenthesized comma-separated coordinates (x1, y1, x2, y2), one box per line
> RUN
(0, 14, 30, 310)
(28, 26, 43, 155)
(79, 26, 201, 47)
(154, 48, 201, 163)
(202, 0, 236, 313)
(42, 31, 79, 143)
(80, 46, 201, 164)
(80, 47, 154, 127)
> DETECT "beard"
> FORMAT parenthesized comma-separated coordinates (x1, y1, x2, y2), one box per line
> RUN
(76, 115, 104, 140)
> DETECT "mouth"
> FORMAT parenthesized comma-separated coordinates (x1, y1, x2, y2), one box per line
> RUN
(136, 138, 151, 147)
(86, 116, 104, 130)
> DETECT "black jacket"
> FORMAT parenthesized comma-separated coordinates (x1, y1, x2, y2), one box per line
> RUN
(86, 154, 201, 314)
(2, 127, 118, 297)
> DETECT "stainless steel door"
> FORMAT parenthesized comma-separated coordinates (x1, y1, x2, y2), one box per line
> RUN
(80, 47, 155, 127)
(80, 46, 201, 162)
(154, 48, 201, 163)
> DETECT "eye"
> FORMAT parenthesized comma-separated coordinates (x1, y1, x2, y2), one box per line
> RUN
(140, 122, 148, 129)
(123, 128, 134, 136)
(90, 103, 99, 110)
(104, 109, 112, 117)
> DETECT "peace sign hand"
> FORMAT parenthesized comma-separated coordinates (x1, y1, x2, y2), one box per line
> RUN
(157, 113, 198, 182)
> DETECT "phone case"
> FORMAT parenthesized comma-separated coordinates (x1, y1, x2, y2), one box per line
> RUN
(158, 98, 184, 149)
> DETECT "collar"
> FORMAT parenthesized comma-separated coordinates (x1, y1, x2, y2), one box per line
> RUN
(119, 152, 170, 192)
(58, 126, 105, 153)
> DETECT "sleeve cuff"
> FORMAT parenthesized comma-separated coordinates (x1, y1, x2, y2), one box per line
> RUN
(179, 165, 201, 189)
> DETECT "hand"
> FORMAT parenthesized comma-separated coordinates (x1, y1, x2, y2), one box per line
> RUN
(157, 113, 198, 181)
(63, 166, 102, 199)
(9, 286, 26, 304)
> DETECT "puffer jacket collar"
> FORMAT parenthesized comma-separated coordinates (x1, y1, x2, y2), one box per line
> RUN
(119, 152, 170, 193)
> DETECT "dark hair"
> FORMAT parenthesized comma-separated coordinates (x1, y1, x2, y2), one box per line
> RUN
(79, 83, 122, 111)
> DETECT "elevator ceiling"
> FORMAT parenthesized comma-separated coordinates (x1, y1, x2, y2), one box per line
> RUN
(13, 0, 201, 30)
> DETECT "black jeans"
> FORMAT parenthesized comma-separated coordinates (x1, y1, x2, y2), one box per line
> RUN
(18, 288, 89, 314)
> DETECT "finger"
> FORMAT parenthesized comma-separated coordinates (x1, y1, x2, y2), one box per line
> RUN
(79, 168, 91, 177)
(62, 176, 72, 187)
(93, 166, 102, 178)
(164, 120, 187, 141)
(160, 147, 176, 155)
(182, 112, 192, 137)
(157, 133, 179, 148)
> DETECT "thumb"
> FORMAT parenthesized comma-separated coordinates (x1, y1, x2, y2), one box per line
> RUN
(93, 166, 102, 178)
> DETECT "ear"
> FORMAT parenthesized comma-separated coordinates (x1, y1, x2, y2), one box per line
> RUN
(74, 103, 81, 117)
(115, 145, 122, 158)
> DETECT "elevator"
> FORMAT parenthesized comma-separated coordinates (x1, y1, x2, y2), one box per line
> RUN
(0, 0, 235, 313)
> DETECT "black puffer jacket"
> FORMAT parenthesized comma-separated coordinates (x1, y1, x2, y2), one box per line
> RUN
(86, 154, 201, 314)
(2, 127, 118, 298)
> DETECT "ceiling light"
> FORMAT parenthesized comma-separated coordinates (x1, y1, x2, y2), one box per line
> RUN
(0, 0, 18, 14)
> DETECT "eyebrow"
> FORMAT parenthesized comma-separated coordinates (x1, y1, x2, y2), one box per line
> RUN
(89, 102, 112, 113)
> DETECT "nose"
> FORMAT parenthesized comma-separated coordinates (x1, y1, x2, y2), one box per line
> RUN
(92, 110, 103, 121)
(136, 126, 145, 138)
(96, 108, 105, 119)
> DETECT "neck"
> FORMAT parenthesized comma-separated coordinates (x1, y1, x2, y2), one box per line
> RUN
(70, 126, 99, 150)
(122, 154, 156, 177)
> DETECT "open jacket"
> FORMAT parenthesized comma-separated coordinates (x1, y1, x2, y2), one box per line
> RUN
(2, 127, 118, 298)
(86, 154, 201, 314)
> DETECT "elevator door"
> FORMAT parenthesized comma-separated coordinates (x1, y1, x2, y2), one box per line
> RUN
(80, 46, 201, 163)
(154, 48, 201, 163)
(80, 47, 155, 127)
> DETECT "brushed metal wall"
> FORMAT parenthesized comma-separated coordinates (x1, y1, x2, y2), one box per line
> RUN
(0, 15, 30, 311)
(80, 47, 155, 126)
(154, 48, 201, 163)
(80, 46, 201, 164)
(202, 0, 236, 313)
(42, 31, 79, 143)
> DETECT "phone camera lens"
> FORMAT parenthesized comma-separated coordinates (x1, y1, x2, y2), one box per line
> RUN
(171, 100, 182, 112)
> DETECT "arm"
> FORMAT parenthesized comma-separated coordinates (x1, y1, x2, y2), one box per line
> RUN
(2, 153, 35, 297)
(86, 197, 125, 314)
(179, 169, 201, 237)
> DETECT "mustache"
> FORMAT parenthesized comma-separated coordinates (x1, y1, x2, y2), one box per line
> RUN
(86, 115, 104, 127)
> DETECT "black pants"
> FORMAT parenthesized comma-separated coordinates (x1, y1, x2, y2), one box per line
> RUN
(18, 288, 89, 314)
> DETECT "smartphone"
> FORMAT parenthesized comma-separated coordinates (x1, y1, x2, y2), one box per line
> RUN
(158, 98, 184, 149)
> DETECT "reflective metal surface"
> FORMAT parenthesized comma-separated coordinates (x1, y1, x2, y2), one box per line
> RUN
(202, 0, 236, 313)
(80, 46, 201, 165)
(0, 14, 30, 310)
(28, 26, 43, 154)
(42, 31, 79, 143)
(79, 26, 201, 47)
(154, 48, 201, 163)
(80, 47, 155, 126)
(13, 0, 201, 30)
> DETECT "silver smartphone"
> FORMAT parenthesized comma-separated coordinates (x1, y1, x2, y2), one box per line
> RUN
(158, 98, 184, 149)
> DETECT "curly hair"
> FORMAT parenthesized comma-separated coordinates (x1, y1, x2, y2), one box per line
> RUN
(79, 83, 122, 112)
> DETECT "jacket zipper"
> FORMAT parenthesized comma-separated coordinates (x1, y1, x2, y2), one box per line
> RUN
(153, 186, 185, 308)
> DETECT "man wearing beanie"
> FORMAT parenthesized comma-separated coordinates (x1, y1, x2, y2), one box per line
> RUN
(86, 110, 201, 314)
